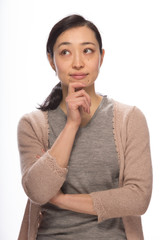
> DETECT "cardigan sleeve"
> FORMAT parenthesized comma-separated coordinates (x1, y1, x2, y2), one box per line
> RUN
(90, 106, 152, 222)
(17, 112, 68, 205)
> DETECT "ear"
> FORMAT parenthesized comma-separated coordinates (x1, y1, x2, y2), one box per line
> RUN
(47, 53, 56, 71)
(100, 49, 105, 66)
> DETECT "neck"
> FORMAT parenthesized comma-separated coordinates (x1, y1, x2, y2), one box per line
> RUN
(59, 83, 103, 127)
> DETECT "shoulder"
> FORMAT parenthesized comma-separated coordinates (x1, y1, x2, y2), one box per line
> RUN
(112, 99, 149, 139)
(112, 99, 146, 123)
(17, 110, 49, 146)
(18, 110, 48, 128)
(19, 109, 47, 122)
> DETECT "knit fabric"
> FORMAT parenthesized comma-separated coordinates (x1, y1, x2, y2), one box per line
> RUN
(36, 97, 126, 239)
(17, 99, 152, 240)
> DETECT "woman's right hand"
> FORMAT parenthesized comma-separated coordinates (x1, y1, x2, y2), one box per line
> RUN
(65, 82, 91, 128)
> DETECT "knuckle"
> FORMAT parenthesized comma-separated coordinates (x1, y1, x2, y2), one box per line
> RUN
(82, 96, 86, 102)
(81, 89, 85, 93)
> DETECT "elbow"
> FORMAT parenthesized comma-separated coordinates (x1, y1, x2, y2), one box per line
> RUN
(22, 174, 63, 205)
(140, 196, 151, 215)
(134, 191, 152, 216)
(127, 178, 152, 216)
(24, 189, 49, 206)
(22, 178, 49, 205)
(123, 184, 152, 217)
(137, 200, 149, 216)
(20, 152, 68, 205)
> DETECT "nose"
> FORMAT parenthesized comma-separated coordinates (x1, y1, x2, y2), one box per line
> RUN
(72, 52, 84, 69)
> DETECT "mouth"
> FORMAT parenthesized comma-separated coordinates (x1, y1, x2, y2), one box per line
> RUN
(69, 73, 89, 80)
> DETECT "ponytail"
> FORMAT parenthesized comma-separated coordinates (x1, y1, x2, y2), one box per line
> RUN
(38, 82, 62, 111)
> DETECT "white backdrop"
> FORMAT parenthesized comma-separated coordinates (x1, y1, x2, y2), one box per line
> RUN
(0, 0, 160, 239)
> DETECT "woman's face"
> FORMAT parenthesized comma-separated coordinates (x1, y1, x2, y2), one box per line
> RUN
(50, 26, 104, 88)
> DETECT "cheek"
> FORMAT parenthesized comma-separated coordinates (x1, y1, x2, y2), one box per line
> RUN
(87, 59, 101, 84)
(90, 58, 101, 72)
(54, 61, 66, 75)
(53, 55, 66, 74)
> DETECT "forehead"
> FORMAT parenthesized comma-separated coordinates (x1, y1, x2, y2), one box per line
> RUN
(54, 26, 98, 47)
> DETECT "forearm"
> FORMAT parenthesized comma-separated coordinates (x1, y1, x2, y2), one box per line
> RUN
(50, 192, 97, 216)
(49, 82, 91, 168)
(48, 122, 78, 168)
(64, 194, 97, 215)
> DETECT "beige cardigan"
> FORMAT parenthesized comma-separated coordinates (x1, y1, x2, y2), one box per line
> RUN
(17, 100, 152, 240)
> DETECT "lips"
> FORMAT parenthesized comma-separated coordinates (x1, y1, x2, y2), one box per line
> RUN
(69, 73, 89, 80)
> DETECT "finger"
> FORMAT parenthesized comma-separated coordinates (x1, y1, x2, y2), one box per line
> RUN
(79, 95, 90, 113)
(68, 97, 90, 113)
(36, 154, 41, 159)
(67, 93, 90, 113)
(77, 89, 91, 107)
(68, 82, 86, 95)
(79, 100, 90, 113)
(67, 89, 91, 108)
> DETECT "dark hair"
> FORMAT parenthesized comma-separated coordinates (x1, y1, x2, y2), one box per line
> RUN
(38, 14, 103, 111)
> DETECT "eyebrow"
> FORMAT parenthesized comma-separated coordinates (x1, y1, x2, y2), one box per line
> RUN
(58, 41, 96, 48)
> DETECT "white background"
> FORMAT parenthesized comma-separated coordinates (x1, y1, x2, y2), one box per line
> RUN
(0, 0, 160, 239)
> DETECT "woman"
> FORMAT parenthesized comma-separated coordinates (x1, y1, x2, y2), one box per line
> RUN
(17, 15, 152, 240)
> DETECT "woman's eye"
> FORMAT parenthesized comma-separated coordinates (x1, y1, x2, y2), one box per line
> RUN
(84, 48, 93, 54)
(60, 50, 70, 55)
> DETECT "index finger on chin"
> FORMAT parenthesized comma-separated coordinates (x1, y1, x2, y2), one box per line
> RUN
(68, 82, 86, 95)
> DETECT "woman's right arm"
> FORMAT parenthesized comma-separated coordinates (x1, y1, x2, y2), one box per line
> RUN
(18, 82, 90, 205)
(48, 82, 91, 168)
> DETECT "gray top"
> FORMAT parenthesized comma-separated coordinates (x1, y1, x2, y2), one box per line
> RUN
(37, 96, 126, 240)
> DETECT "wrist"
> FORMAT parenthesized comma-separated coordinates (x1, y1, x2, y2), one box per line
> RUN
(65, 121, 79, 132)
(56, 193, 68, 209)
(50, 191, 66, 208)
